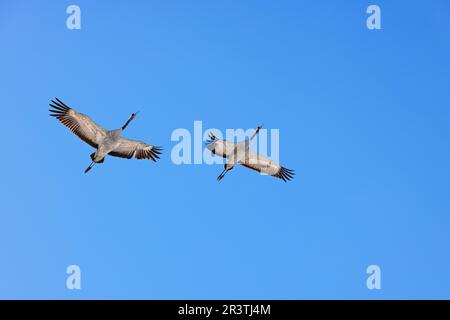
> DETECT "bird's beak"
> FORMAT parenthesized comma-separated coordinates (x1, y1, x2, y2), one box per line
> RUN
(133, 111, 140, 117)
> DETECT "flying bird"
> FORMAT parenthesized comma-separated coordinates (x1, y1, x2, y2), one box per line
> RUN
(206, 125, 294, 182)
(49, 98, 162, 173)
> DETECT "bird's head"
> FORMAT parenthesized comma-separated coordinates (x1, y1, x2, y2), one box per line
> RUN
(122, 111, 140, 131)
(130, 111, 139, 119)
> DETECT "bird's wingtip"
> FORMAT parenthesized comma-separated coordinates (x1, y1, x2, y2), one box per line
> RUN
(277, 166, 295, 182)
(205, 132, 218, 145)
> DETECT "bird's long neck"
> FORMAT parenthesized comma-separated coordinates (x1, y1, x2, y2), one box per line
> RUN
(121, 117, 133, 130)
(249, 128, 260, 141)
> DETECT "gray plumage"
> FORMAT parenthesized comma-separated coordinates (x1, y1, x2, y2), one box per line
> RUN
(206, 125, 294, 182)
(49, 98, 162, 173)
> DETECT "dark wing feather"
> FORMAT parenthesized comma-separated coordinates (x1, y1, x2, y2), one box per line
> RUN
(49, 98, 107, 148)
(242, 162, 295, 182)
(109, 138, 162, 162)
(241, 150, 295, 182)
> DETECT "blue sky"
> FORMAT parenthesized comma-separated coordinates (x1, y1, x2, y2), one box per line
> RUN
(1, 0, 450, 299)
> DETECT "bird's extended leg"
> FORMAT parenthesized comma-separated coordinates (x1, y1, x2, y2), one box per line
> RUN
(217, 162, 235, 181)
(217, 168, 229, 181)
(84, 161, 95, 174)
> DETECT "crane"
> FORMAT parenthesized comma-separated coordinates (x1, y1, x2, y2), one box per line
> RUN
(206, 125, 294, 182)
(49, 98, 162, 173)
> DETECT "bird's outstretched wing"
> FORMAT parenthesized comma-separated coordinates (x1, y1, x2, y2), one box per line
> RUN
(241, 150, 295, 182)
(205, 132, 236, 158)
(109, 138, 162, 162)
(49, 98, 108, 148)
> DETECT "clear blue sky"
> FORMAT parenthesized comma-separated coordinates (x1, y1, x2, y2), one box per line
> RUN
(1, 0, 450, 299)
